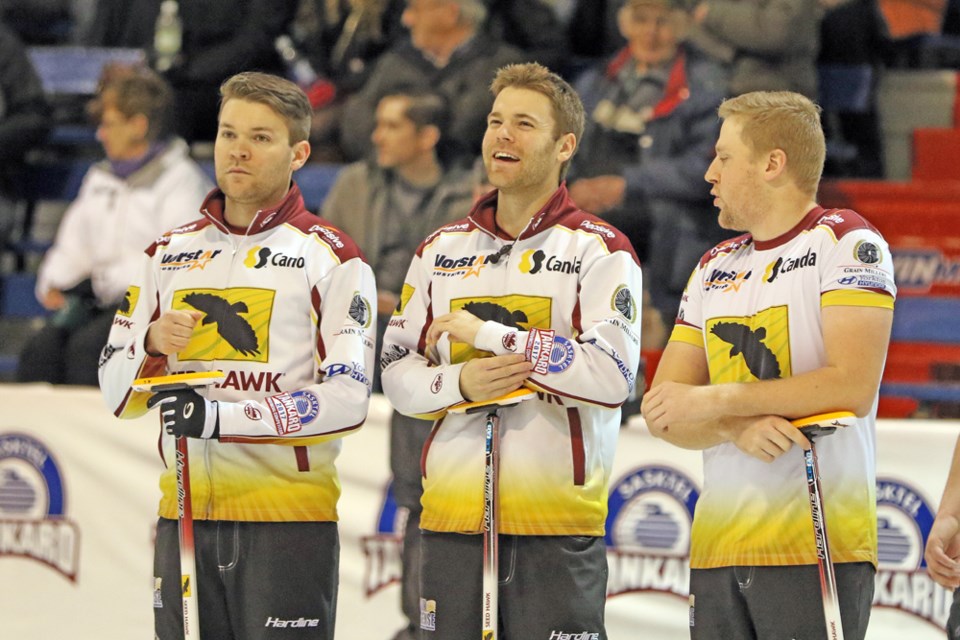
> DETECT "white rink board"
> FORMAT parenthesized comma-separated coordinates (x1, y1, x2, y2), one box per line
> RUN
(0, 385, 955, 639)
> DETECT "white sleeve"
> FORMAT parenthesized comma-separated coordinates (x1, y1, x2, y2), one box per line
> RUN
(216, 255, 378, 444)
(97, 248, 168, 418)
(36, 178, 99, 299)
(380, 252, 468, 419)
(473, 250, 645, 407)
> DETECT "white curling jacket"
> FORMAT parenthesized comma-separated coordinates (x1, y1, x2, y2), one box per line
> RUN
(381, 185, 643, 536)
(36, 138, 212, 306)
(99, 183, 377, 523)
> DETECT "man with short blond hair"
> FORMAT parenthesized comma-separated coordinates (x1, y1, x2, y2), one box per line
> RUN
(642, 90, 895, 639)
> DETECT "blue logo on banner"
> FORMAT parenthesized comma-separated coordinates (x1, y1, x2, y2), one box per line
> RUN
(874, 477, 949, 630)
(0, 433, 80, 581)
(605, 465, 700, 598)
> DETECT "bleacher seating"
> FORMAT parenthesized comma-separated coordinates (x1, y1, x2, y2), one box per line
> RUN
(819, 179, 960, 417)
(0, 158, 342, 378)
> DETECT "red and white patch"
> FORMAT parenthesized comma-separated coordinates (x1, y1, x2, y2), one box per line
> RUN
(431, 373, 443, 394)
(266, 392, 303, 435)
(243, 402, 263, 421)
(525, 328, 556, 375)
(502, 332, 518, 352)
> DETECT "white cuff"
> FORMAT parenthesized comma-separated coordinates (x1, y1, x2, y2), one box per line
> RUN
(474, 321, 522, 355)
(201, 400, 219, 439)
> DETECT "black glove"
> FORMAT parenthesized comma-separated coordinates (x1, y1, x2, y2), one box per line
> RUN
(147, 389, 220, 439)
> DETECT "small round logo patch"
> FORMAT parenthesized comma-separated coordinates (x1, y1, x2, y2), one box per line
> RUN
(291, 390, 321, 425)
(612, 285, 636, 322)
(854, 240, 881, 265)
(349, 292, 372, 328)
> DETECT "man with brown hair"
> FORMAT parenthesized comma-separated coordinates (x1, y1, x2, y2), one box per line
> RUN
(381, 62, 643, 639)
(322, 87, 474, 640)
(642, 90, 895, 639)
(99, 71, 377, 639)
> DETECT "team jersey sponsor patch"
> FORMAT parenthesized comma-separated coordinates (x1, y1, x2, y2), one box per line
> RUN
(612, 285, 637, 321)
(243, 402, 263, 421)
(855, 240, 882, 265)
(174, 287, 274, 362)
(290, 390, 320, 425)
(379, 344, 410, 370)
(349, 292, 372, 328)
(547, 336, 576, 373)
(266, 392, 303, 435)
(525, 328, 556, 375)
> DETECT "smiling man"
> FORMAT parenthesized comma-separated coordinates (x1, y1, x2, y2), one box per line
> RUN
(99, 71, 377, 639)
(380, 62, 644, 639)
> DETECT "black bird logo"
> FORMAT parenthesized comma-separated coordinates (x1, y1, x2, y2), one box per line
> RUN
(118, 290, 132, 314)
(183, 292, 260, 356)
(710, 321, 781, 380)
(462, 301, 528, 329)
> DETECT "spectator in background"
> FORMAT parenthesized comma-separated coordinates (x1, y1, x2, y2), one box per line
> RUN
(323, 87, 474, 640)
(687, 0, 821, 98)
(337, 0, 526, 162)
(818, 0, 888, 178)
(0, 20, 52, 250)
(84, 0, 300, 143)
(304, 0, 564, 160)
(17, 65, 211, 386)
(483, 0, 568, 71)
(568, 0, 728, 330)
(1, 0, 74, 43)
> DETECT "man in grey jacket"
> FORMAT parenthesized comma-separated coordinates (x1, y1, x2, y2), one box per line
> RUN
(337, 0, 526, 162)
(322, 87, 474, 640)
(688, 0, 821, 98)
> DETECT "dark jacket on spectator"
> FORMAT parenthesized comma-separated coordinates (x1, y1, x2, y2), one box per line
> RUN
(0, 22, 52, 194)
(688, 0, 820, 98)
(338, 37, 525, 162)
(572, 45, 729, 317)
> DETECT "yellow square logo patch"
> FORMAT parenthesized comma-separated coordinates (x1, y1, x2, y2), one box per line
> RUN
(449, 294, 551, 363)
(705, 305, 791, 383)
(174, 288, 274, 362)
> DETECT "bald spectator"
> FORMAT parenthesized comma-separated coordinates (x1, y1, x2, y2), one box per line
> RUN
(337, 0, 526, 162)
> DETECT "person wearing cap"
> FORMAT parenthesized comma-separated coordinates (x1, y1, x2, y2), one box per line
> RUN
(568, 0, 730, 334)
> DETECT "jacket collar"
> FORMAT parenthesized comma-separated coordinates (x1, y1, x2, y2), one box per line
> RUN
(605, 46, 691, 121)
(200, 182, 306, 235)
(467, 182, 580, 241)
